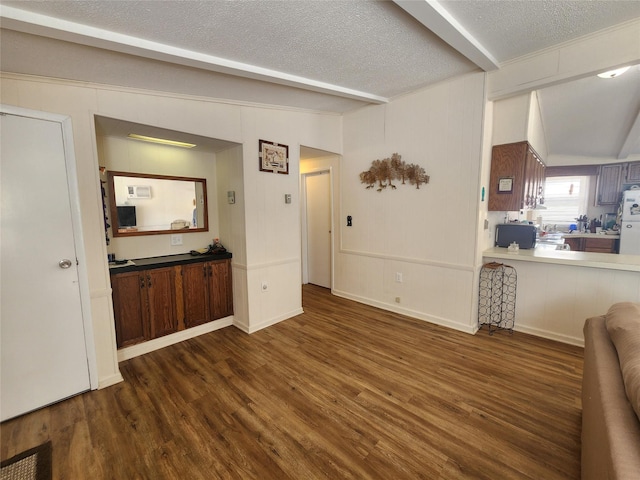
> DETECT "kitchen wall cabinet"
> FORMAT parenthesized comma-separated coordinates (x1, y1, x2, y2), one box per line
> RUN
(111, 267, 178, 347)
(182, 259, 233, 328)
(596, 163, 624, 205)
(111, 256, 233, 348)
(626, 162, 640, 183)
(489, 141, 545, 211)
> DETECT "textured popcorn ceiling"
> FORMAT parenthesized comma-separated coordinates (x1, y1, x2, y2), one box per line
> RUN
(0, 0, 478, 98)
(441, 0, 640, 62)
(4, 0, 639, 99)
(1, 0, 639, 159)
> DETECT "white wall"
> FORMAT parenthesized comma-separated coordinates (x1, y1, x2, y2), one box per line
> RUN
(99, 135, 221, 260)
(526, 91, 548, 161)
(0, 74, 342, 385)
(335, 72, 486, 333)
(215, 145, 248, 328)
(492, 94, 530, 146)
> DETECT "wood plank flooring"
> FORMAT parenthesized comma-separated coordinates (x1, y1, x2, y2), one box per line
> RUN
(1, 284, 584, 479)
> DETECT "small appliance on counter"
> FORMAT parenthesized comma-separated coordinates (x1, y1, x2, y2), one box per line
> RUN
(495, 223, 537, 249)
(619, 189, 640, 254)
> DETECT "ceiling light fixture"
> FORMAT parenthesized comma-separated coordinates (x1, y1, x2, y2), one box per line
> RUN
(597, 66, 631, 79)
(127, 133, 196, 148)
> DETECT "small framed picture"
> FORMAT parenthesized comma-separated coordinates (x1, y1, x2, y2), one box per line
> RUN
(498, 177, 514, 193)
(259, 139, 289, 174)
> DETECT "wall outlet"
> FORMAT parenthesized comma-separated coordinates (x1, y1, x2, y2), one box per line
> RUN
(395, 272, 403, 283)
(171, 234, 183, 246)
(261, 281, 268, 292)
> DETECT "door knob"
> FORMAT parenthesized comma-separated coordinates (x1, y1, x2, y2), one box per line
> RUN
(58, 259, 73, 269)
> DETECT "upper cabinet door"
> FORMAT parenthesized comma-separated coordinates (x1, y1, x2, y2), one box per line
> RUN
(596, 164, 624, 205)
(626, 162, 640, 183)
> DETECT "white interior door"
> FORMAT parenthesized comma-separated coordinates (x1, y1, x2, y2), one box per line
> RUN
(305, 171, 331, 288)
(1, 111, 91, 421)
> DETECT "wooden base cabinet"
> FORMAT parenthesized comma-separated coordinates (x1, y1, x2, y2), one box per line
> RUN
(563, 236, 618, 253)
(182, 259, 233, 328)
(111, 258, 233, 348)
(111, 271, 147, 348)
(111, 267, 178, 348)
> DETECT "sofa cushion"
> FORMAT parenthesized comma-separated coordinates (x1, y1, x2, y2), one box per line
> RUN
(606, 302, 640, 421)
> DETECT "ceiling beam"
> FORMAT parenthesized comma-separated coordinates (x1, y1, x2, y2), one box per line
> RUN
(393, 0, 499, 72)
(0, 6, 389, 105)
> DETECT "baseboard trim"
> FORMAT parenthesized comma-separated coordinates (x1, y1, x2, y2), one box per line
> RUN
(97, 372, 124, 389)
(117, 317, 234, 362)
(233, 308, 304, 334)
(331, 289, 476, 335)
(514, 324, 584, 347)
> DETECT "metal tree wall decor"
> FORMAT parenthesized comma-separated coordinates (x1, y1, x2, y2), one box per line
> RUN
(360, 153, 430, 191)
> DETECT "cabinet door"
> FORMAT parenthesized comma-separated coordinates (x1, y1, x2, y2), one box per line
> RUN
(488, 142, 528, 211)
(146, 267, 178, 339)
(210, 260, 233, 320)
(182, 262, 210, 328)
(563, 237, 583, 252)
(627, 162, 640, 183)
(597, 164, 624, 205)
(524, 149, 537, 208)
(111, 271, 147, 348)
(534, 159, 545, 208)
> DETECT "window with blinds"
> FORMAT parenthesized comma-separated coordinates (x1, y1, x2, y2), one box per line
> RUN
(542, 176, 590, 226)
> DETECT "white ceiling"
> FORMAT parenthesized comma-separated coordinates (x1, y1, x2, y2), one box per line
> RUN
(1, 0, 639, 161)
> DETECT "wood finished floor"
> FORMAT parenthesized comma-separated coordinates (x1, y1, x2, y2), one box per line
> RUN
(1, 284, 584, 479)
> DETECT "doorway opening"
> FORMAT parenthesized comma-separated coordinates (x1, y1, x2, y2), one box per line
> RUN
(300, 147, 340, 290)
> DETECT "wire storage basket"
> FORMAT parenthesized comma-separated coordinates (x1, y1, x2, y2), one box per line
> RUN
(478, 262, 517, 334)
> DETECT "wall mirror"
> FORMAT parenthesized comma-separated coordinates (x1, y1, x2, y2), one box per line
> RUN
(107, 171, 208, 237)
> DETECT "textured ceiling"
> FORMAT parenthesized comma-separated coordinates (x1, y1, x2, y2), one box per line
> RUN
(1, 0, 639, 161)
(441, 0, 640, 62)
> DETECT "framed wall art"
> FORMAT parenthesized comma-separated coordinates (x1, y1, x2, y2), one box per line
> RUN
(259, 139, 289, 174)
(498, 177, 514, 193)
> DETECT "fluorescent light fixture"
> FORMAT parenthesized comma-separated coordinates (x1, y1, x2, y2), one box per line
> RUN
(597, 66, 631, 79)
(127, 133, 196, 148)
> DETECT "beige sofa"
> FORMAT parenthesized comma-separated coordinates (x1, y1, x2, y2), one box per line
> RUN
(582, 302, 640, 480)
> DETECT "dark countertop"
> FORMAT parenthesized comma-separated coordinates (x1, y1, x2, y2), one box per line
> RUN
(109, 252, 232, 274)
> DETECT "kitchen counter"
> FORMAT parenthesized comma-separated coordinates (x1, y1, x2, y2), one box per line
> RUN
(561, 232, 620, 239)
(109, 252, 232, 274)
(483, 247, 640, 272)
(482, 247, 640, 347)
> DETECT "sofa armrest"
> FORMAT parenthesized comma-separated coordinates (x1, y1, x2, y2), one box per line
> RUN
(582, 316, 640, 480)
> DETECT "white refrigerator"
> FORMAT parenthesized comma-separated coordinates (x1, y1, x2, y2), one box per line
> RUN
(620, 189, 640, 255)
